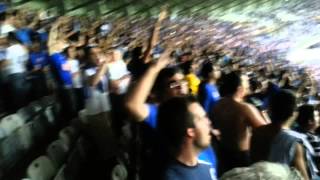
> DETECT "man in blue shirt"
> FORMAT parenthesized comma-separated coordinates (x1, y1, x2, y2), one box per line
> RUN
(126, 48, 217, 180)
(28, 36, 49, 100)
(198, 61, 221, 117)
(157, 96, 216, 180)
(49, 50, 77, 120)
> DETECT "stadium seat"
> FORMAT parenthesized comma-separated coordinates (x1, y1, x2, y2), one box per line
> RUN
(27, 156, 57, 180)
(0, 127, 6, 140)
(0, 114, 24, 135)
(29, 101, 43, 113)
(31, 115, 49, 143)
(59, 126, 79, 147)
(44, 106, 56, 126)
(40, 96, 55, 107)
(0, 131, 23, 170)
(17, 106, 36, 123)
(63, 137, 92, 180)
(46, 140, 69, 168)
(53, 164, 66, 180)
(111, 164, 128, 180)
(78, 109, 88, 125)
(15, 123, 33, 151)
(75, 137, 92, 161)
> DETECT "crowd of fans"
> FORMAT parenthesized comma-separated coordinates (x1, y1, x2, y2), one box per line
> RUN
(0, 4, 320, 180)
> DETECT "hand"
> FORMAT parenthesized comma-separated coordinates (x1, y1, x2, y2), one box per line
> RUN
(99, 53, 112, 65)
(158, 6, 168, 22)
(154, 45, 173, 70)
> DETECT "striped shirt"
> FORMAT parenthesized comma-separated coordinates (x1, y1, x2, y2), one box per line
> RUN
(305, 131, 320, 164)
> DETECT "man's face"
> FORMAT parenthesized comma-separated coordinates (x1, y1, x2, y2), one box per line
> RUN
(90, 47, 103, 66)
(212, 65, 221, 80)
(166, 73, 189, 98)
(188, 102, 212, 149)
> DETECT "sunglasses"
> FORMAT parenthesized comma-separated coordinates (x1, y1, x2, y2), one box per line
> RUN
(168, 80, 188, 89)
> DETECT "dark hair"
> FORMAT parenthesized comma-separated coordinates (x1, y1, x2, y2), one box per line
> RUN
(83, 46, 97, 66)
(269, 89, 297, 124)
(219, 71, 242, 97)
(296, 105, 315, 127)
(180, 60, 193, 75)
(153, 67, 183, 97)
(200, 61, 214, 79)
(157, 96, 197, 155)
(7, 32, 19, 44)
(131, 46, 143, 60)
(30, 32, 41, 43)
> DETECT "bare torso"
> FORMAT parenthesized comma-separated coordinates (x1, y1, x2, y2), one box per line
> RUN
(212, 98, 253, 152)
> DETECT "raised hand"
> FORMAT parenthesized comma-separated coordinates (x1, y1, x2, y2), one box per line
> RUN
(154, 44, 173, 70)
(158, 5, 168, 22)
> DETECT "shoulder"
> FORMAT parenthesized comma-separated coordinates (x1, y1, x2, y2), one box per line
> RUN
(239, 102, 259, 114)
(163, 168, 181, 180)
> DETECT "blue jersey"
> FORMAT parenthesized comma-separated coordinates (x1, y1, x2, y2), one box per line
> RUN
(29, 51, 49, 70)
(49, 53, 73, 87)
(198, 83, 220, 114)
(163, 160, 216, 180)
(15, 28, 32, 46)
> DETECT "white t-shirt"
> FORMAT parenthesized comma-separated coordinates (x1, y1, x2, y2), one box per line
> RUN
(68, 59, 83, 88)
(0, 24, 16, 37)
(107, 59, 130, 94)
(84, 67, 111, 115)
(5, 44, 28, 75)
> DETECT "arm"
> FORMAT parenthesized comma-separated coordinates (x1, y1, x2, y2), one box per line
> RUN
(293, 143, 310, 180)
(47, 23, 59, 54)
(27, 15, 39, 30)
(142, 8, 167, 63)
(244, 103, 268, 128)
(125, 48, 171, 122)
(90, 61, 109, 87)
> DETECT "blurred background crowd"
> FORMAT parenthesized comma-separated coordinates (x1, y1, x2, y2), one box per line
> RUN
(0, 0, 320, 180)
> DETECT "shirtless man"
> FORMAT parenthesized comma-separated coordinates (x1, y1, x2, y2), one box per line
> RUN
(212, 71, 267, 175)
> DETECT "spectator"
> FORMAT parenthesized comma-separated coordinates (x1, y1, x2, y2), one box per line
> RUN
(83, 46, 117, 160)
(2, 32, 29, 112)
(48, 17, 77, 121)
(28, 33, 49, 100)
(251, 90, 318, 180)
(212, 71, 267, 175)
(198, 61, 221, 116)
(220, 161, 303, 180)
(0, 10, 16, 37)
(108, 49, 131, 136)
(181, 60, 200, 95)
(157, 96, 216, 180)
(126, 47, 218, 180)
(65, 45, 85, 111)
(296, 104, 320, 171)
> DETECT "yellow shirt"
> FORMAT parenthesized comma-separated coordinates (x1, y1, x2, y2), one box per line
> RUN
(186, 73, 200, 95)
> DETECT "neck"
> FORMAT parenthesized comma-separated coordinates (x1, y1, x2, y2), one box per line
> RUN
(176, 143, 200, 167)
(208, 78, 216, 84)
(232, 94, 243, 102)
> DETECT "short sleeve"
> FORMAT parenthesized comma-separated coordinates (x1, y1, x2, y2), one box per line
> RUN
(5, 47, 13, 60)
(144, 104, 158, 129)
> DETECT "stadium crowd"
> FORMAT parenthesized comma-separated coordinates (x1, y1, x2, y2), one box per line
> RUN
(0, 5, 320, 180)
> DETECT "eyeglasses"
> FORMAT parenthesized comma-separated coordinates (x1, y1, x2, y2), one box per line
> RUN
(168, 80, 188, 89)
